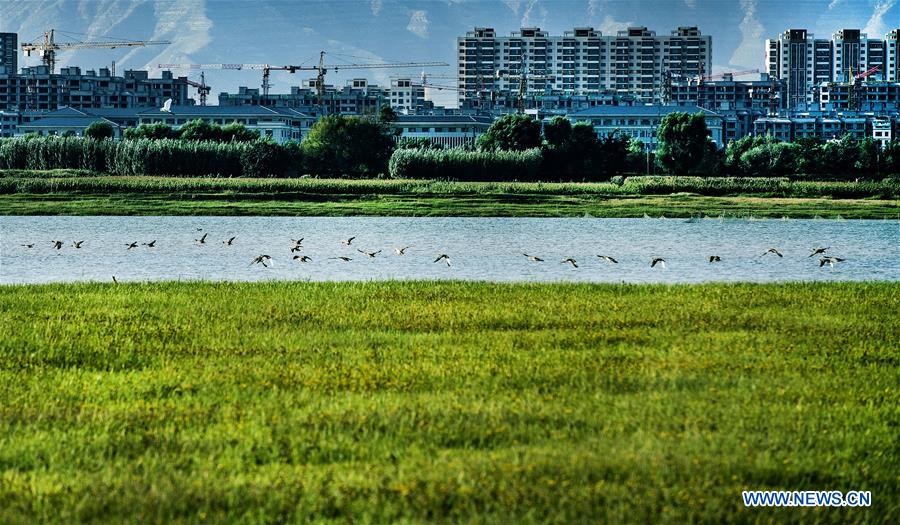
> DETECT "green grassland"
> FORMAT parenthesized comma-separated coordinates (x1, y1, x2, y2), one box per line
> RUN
(1, 281, 897, 524)
(1, 172, 898, 218)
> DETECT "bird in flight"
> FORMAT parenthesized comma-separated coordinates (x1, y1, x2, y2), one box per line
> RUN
(293, 255, 312, 263)
(651, 257, 667, 269)
(52, 240, 63, 250)
(761, 248, 783, 257)
(394, 246, 411, 255)
(291, 239, 304, 252)
(809, 247, 830, 257)
(329, 256, 352, 262)
(819, 256, 845, 268)
(597, 255, 618, 264)
(126, 242, 138, 250)
(21, 243, 34, 249)
(434, 254, 451, 267)
(112, 276, 118, 284)
(709, 255, 722, 263)
(524, 254, 544, 262)
(251, 255, 273, 267)
(342, 236, 356, 246)
(357, 249, 382, 258)
(143, 240, 156, 248)
(223, 237, 236, 246)
(561, 258, 578, 268)
(72, 241, 84, 249)
(195, 233, 208, 245)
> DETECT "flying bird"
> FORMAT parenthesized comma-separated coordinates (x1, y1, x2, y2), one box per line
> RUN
(291, 238, 304, 252)
(72, 241, 84, 249)
(341, 236, 356, 246)
(160, 98, 173, 113)
(809, 247, 830, 257)
(651, 257, 666, 269)
(21, 244, 34, 249)
(143, 240, 156, 248)
(251, 255, 272, 267)
(112, 276, 118, 284)
(761, 248, 783, 257)
(819, 256, 845, 268)
(394, 246, 411, 255)
(223, 237, 236, 246)
(561, 258, 578, 268)
(126, 242, 138, 250)
(523, 254, 544, 262)
(434, 254, 451, 267)
(293, 255, 312, 263)
(329, 256, 352, 262)
(597, 255, 618, 264)
(52, 240, 63, 250)
(709, 255, 722, 263)
(357, 249, 382, 258)
(195, 233, 208, 245)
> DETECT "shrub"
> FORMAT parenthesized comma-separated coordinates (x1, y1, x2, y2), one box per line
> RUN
(301, 115, 395, 176)
(84, 121, 114, 140)
(389, 147, 543, 181)
(240, 139, 290, 178)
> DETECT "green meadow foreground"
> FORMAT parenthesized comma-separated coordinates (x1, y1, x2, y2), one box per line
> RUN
(1, 172, 898, 218)
(0, 281, 897, 524)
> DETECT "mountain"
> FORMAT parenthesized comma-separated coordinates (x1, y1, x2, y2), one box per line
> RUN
(2, 0, 896, 107)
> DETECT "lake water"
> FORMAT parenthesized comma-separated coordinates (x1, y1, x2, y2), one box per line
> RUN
(1, 216, 898, 284)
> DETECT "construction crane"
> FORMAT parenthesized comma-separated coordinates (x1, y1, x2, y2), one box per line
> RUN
(848, 65, 880, 111)
(698, 68, 760, 82)
(159, 52, 448, 113)
(22, 29, 170, 73)
(496, 68, 555, 114)
(185, 72, 211, 106)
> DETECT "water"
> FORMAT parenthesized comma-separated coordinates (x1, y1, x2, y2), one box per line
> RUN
(1, 216, 898, 284)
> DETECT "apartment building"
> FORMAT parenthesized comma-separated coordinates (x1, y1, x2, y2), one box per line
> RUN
(457, 26, 712, 107)
(766, 28, 899, 109)
(0, 65, 191, 112)
(887, 30, 899, 82)
(218, 77, 429, 115)
(0, 33, 16, 74)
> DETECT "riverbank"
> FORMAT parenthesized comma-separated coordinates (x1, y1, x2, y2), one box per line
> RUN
(1, 281, 897, 524)
(1, 173, 898, 218)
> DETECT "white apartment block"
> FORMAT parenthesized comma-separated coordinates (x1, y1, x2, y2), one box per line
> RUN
(887, 30, 899, 82)
(457, 26, 712, 107)
(766, 28, 898, 109)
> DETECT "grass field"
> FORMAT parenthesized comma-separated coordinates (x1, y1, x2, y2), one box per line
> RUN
(1, 172, 898, 218)
(0, 281, 897, 524)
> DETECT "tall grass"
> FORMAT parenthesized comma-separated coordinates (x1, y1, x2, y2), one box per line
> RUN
(389, 147, 544, 181)
(2, 173, 897, 199)
(0, 137, 290, 177)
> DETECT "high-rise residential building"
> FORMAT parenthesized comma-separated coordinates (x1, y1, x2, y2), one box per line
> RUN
(766, 28, 898, 109)
(0, 32, 17, 74)
(887, 29, 900, 82)
(456, 26, 712, 108)
(832, 29, 885, 81)
(765, 29, 833, 109)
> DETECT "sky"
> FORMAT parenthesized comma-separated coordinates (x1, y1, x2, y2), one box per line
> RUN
(2, 0, 897, 107)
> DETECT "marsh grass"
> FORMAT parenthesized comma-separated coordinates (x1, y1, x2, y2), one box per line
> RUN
(0, 281, 897, 524)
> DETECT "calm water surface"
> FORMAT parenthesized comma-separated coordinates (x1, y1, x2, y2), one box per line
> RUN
(1, 216, 898, 284)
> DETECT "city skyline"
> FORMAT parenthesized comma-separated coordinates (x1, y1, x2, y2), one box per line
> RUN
(2, 0, 898, 107)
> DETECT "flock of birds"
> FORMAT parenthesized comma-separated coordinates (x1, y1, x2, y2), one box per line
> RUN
(20, 227, 850, 274)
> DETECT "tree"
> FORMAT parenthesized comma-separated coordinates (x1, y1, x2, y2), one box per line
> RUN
(543, 116, 572, 149)
(655, 112, 710, 175)
(378, 104, 398, 124)
(739, 141, 801, 177)
(124, 123, 179, 140)
(855, 137, 880, 176)
(477, 114, 542, 151)
(84, 121, 114, 140)
(220, 121, 260, 142)
(301, 115, 395, 176)
(178, 119, 219, 142)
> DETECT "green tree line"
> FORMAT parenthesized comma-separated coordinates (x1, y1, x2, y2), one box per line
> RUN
(5, 110, 899, 179)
